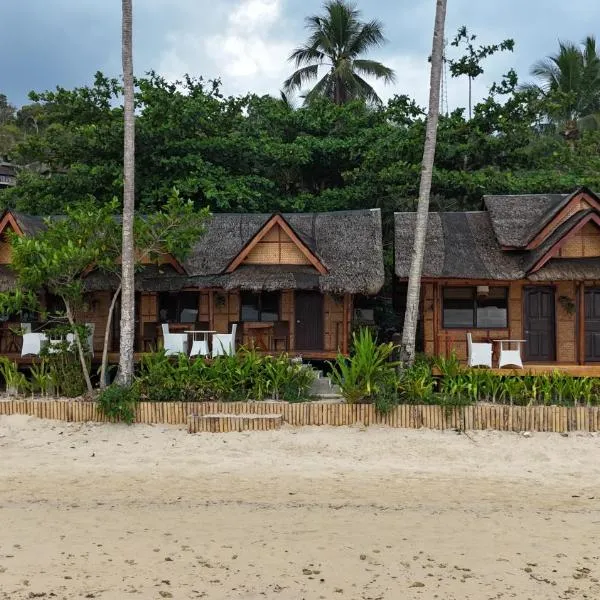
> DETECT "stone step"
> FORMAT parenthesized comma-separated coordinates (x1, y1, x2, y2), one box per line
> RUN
(188, 413, 283, 434)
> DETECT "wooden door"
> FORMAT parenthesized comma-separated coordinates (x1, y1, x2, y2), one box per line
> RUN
(524, 287, 555, 362)
(295, 291, 323, 351)
(585, 288, 600, 362)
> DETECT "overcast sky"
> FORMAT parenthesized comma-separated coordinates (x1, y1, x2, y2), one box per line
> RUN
(2, 0, 599, 110)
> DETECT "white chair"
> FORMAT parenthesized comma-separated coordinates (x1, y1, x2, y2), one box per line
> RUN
(212, 324, 237, 357)
(467, 332, 492, 368)
(498, 340, 524, 369)
(161, 323, 188, 356)
(21, 333, 48, 357)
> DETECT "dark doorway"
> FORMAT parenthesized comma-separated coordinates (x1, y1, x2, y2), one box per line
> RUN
(524, 287, 555, 362)
(585, 288, 600, 362)
(295, 291, 323, 351)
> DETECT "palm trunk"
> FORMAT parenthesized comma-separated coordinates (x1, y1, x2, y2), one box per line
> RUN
(64, 299, 93, 394)
(399, 0, 447, 367)
(100, 284, 121, 389)
(117, 0, 136, 386)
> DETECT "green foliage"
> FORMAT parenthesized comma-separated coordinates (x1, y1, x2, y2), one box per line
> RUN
(284, 0, 395, 105)
(398, 357, 435, 404)
(29, 360, 56, 397)
(0, 357, 29, 395)
(136, 349, 315, 402)
(98, 384, 139, 424)
(328, 328, 398, 404)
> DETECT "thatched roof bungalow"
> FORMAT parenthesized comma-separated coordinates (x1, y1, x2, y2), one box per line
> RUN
(0, 208, 384, 359)
(395, 186, 600, 371)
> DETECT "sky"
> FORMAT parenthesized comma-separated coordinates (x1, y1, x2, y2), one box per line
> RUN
(1, 0, 599, 111)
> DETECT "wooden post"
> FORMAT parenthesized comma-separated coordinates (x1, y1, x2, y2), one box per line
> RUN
(433, 282, 439, 356)
(578, 282, 585, 365)
(342, 294, 350, 355)
(208, 289, 214, 331)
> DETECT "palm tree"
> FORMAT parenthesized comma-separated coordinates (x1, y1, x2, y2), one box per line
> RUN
(399, 0, 447, 366)
(117, 0, 136, 386)
(526, 36, 600, 135)
(283, 0, 395, 105)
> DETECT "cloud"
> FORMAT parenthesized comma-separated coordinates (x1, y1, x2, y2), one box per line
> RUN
(158, 0, 294, 96)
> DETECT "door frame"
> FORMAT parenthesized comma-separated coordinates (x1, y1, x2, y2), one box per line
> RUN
(580, 285, 600, 364)
(522, 285, 557, 363)
(294, 290, 325, 352)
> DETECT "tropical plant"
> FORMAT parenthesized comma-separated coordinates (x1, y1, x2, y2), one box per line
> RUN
(283, 0, 395, 105)
(98, 384, 139, 424)
(328, 328, 398, 403)
(399, 0, 447, 366)
(29, 359, 56, 397)
(0, 358, 29, 395)
(398, 359, 435, 403)
(525, 36, 600, 135)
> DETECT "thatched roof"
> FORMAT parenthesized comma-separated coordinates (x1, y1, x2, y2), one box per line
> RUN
(395, 212, 524, 280)
(395, 201, 600, 282)
(11, 212, 46, 236)
(484, 193, 569, 248)
(69, 209, 383, 295)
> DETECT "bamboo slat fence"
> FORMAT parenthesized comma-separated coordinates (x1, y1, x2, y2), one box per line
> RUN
(1, 399, 600, 433)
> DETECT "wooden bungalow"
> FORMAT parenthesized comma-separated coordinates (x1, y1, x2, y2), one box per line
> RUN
(395, 187, 600, 375)
(0, 208, 384, 361)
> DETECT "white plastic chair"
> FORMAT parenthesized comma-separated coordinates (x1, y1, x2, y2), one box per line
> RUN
(467, 332, 492, 368)
(212, 323, 237, 357)
(21, 333, 48, 357)
(498, 340, 524, 369)
(161, 323, 188, 356)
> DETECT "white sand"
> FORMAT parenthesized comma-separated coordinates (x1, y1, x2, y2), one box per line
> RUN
(1, 416, 600, 599)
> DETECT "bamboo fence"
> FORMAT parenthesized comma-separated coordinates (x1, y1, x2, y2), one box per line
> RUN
(1, 399, 600, 433)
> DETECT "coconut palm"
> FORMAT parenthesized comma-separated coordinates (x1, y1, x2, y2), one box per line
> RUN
(117, 0, 136, 385)
(284, 0, 395, 105)
(399, 0, 447, 366)
(526, 36, 600, 134)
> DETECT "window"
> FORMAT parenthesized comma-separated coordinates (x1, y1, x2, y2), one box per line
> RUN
(240, 292, 280, 322)
(158, 292, 199, 323)
(443, 287, 508, 329)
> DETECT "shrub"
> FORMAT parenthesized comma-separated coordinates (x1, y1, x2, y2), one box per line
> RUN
(0, 357, 29, 395)
(328, 328, 399, 404)
(98, 384, 139, 423)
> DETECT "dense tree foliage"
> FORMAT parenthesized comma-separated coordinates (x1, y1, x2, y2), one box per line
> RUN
(2, 38, 600, 218)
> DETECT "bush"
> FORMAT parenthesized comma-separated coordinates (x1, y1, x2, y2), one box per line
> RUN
(98, 385, 139, 423)
(328, 328, 399, 404)
(135, 349, 315, 402)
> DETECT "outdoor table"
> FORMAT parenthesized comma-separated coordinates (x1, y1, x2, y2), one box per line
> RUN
(184, 330, 216, 357)
(493, 339, 526, 369)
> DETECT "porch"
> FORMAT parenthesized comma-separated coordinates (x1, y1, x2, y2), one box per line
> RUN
(421, 279, 600, 376)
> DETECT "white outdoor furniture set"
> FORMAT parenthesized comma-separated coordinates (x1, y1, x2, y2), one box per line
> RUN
(466, 332, 525, 369)
(21, 323, 95, 358)
(161, 323, 237, 358)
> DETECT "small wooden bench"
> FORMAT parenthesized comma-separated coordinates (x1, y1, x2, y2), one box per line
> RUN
(187, 413, 283, 433)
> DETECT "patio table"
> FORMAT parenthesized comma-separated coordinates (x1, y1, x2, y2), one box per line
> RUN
(184, 330, 216, 357)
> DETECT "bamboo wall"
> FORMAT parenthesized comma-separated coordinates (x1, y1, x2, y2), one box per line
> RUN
(423, 280, 578, 363)
(72, 290, 113, 354)
(133, 290, 348, 353)
(2, 399, 600, 433)
(243, 224, 310, 266)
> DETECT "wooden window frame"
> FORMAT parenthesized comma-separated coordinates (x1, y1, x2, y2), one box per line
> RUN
(442, 286, 509, 330)
(240, 291, 281, 322)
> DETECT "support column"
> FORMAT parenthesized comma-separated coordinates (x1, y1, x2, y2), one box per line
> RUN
(342, 294, 350, 355)
(208, 290, 214, 331)
(578, 282, 585, 365)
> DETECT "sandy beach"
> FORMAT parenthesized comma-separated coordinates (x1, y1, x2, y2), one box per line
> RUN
(1, 415, 600, 599)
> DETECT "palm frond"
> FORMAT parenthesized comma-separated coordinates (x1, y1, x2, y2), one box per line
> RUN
(347, 20, 386, 56)
(351, 73, 383, 105)
(303, 72, 335, 105)
(283, 64, 320, 93)
(289, 45, 325, 68)
(353, 59, 396, 83)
